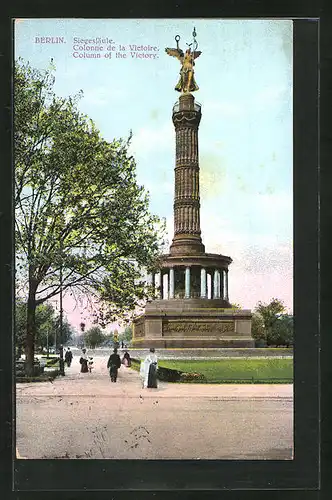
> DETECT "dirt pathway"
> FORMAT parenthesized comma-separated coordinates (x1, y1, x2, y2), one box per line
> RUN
(16, 355, 293, 460)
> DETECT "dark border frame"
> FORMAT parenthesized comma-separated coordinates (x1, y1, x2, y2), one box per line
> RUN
(0, 0, 323, 498)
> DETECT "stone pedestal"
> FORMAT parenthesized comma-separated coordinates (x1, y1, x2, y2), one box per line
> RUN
(133, 300, 253, 348)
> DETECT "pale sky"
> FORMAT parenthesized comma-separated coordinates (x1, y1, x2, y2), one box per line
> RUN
(15, 19, 293, 332)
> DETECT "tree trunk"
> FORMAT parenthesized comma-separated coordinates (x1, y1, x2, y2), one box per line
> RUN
(25, 281, 37, 376)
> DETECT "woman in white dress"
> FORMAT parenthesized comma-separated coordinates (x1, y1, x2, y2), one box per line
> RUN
(141, 348, 158, 389)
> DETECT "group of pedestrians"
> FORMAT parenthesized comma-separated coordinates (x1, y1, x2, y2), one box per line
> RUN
(64, 346, 91, 372)
(79, 348, 94, 373)
(106, 347, 158, 388)
(71, 345, 158, 389)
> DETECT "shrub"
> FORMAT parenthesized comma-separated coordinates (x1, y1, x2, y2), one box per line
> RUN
(16, 360, 42, 376)
(16, 368, 59, 383)
(179, 372, 206, 383)
(157, 366, 182, 382)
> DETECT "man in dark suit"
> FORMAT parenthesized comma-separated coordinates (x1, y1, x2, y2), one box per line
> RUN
(107, 348, 121, 382)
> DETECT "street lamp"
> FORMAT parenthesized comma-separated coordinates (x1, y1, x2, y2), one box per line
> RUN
(59, 238, 65, 376)
(46, 327, 49, 358)
(80, 322, 86, 348)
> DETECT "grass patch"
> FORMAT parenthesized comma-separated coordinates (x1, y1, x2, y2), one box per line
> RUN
(45, 358, 60, 368)
(16, 369, 60, 383)
(158, 359, 293, 383)
(45, 362, 60, 369)
(130, 358, 141, 372)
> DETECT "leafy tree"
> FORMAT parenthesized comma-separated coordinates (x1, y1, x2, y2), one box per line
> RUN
(119, 325, 133, 344)
(52, 316, 74, 349)
(266, 314, 293, 347)
(84, 326, 105, 349)
(15, 299, 27, 358)
(15, 298, 74, 355)
(14, 59, 164, 375)
(251, 312, 265, 344)
(102, 331, 114, 346)
(34, 302, 56, 351)
(76, 333, 85, 348)
(255, 298, 286, 330)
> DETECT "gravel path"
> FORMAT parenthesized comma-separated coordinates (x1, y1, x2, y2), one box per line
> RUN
(16, 355, 293, 460)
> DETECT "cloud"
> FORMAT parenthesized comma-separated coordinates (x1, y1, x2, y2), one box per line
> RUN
(199, 212, 293, 310)
(239, 243, 293, 276)
(229, 268, 293, 312)
(162, 209, 293, 311)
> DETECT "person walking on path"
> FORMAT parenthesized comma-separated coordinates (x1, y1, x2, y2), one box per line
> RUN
(64, 348, 73, 368)
(141, 348, 158, 388)
(107, 348, 121, 382)
(79, 348, 89, 373)
(122, 351, 131, 367)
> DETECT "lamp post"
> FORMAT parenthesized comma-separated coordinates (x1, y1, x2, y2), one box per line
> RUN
(46, 327, 49, 359)
(59, 238, 65, 376)
(80, 322, 85, 348)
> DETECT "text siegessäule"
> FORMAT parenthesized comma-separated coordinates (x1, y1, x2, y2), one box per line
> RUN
(72, 38, 159, 59)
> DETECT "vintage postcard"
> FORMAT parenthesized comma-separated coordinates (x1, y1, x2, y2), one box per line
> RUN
(14, 18, 293, 461)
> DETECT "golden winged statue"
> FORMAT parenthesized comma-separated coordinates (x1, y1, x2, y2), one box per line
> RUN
(165, 31, 201, 93)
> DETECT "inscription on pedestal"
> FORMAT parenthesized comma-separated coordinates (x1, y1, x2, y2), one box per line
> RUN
(163, 321, 234, 334)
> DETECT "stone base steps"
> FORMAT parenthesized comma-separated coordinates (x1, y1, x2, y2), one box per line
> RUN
(124, 348, 293, 360)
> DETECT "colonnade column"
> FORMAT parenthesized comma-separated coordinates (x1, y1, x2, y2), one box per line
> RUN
(213, 269, 220, 299)
(217, 270, 221, 298)
(201, 267, 207, 299)
(169, 268, 175, 299)
(163, 273, 169, 300)
(220, 270, 224, 299)
(225, 269, 229, 301)
(200, 267, 207, 298)
(213, 270, 217, 299)
(207, 273, 211, 299)
(185, 267, 191, 298)
(157, 271, 162, 299)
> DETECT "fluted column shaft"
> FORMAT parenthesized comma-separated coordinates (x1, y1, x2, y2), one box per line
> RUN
(174, 128, 201, 236)
(200, 267, 207, 298)
(169, 268, 175, 299)
(170, 93, 205, 255)
(185, 267, 191, 298)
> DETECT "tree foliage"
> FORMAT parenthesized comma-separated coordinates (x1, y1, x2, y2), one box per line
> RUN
(119, 325, 133, 344)
(251, 312, 265, 343)
(253, 298, 292, 347)
(15, 58, 165, 374)
(15, 298, 74, 355)
(84, 326, 105, 349)
(255, 298, 286, 330)
(266, 315, 293, 347)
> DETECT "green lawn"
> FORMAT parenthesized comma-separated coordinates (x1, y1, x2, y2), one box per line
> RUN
(45, 358, 60, 368)
(157, 358, 293, 383)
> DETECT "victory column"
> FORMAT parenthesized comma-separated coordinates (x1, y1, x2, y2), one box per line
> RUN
(133, 29, 254, 348)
